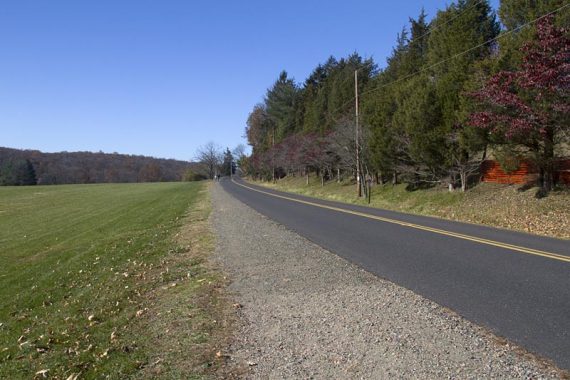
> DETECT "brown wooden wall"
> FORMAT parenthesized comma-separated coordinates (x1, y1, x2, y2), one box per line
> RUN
(481, 159, 570, 185)
(554, 159, 570, 185)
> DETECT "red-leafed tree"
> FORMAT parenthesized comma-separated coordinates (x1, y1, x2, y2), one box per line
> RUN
(470, 16, 569, 194)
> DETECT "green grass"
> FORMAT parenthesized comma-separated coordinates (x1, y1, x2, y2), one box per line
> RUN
(0, 182, 230, 379)
(254, 174, 570, 239)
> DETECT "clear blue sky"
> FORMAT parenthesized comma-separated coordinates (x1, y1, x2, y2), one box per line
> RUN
(0, 0, 499, 161)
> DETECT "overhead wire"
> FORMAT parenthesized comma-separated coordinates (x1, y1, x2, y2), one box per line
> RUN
(331, 0, 487, 91)
(259, 0, 487, 134)
(338, 2, 570, 117)
(252, 2, 570, 144)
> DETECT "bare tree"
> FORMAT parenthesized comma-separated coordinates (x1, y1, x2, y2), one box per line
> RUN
(195, 142, 222, 179)
(232, 144, 247, 160)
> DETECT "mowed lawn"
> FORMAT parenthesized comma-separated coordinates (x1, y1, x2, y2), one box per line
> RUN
(0, 182, 221, 378)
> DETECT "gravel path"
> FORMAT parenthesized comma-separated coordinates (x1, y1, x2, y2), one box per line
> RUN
(211, 183, 562, 379)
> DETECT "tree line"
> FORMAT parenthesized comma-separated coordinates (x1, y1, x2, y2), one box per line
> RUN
(243, 0, 569, 195)
(194, 142, 246, 179)
(0, 142, 249, 186)
(0, 147, 199, 185)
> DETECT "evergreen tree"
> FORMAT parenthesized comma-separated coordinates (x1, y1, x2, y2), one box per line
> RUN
(265, 71, 299, 141)
(363, 73, 401, 183)
(221, 148, 234, 176)
(498, 0, 569, 70)
(21, 159, 37, 185)
(302, 59, 335, 133)
(395, 76, 445, 180)
(0, 158, 37, 186)
(425, 0, 499, 187)
(401, 9, 430, 73)
(362, 27, 410, 183)
(391, 11, 442, 181)
(428, 0, 499, 131)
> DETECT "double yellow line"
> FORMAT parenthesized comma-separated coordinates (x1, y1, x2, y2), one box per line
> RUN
(232, 179, 570, 263)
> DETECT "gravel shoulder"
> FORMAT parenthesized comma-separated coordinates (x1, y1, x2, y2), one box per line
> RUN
(211, 183, 564, 379)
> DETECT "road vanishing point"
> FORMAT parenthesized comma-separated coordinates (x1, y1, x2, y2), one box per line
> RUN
(222, 177, 570, 370)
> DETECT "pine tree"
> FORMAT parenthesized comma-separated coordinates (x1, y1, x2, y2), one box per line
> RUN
(362, 26, 411, 184)
(221, 148, 234, 176)
(424, 0, 499, 188)
(363, 73, 401, 183)
(498, 0, 569, 69)
(301, 62, 330, 133)
(0, 158, 37, 186)
(265, 71, 299, 141)
(391, 11, 444, 182)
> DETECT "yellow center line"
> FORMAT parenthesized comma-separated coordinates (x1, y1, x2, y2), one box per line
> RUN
(231, 179, 570, 263)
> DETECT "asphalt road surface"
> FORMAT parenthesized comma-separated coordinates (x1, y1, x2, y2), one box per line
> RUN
(221, 177, 570, 370)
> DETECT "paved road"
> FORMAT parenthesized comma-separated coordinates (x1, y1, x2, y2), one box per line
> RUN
(221, 177, 570, 370)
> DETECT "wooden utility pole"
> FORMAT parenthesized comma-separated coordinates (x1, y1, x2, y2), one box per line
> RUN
(272, 126, 276, 183)
(355, 70, 362, 197)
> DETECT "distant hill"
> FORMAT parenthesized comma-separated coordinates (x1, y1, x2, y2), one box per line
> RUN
(0, 147, 199, 185)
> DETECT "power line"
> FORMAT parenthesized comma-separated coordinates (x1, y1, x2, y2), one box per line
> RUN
(336, 0, 486, 88)
(343, 2, 570, 114)
(263, 1, 491, 134)
(252, 2, 570, 144)
(410, 0, 486, 50)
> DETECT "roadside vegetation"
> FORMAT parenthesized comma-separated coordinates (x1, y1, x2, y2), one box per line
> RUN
(0, 182, 232, 379)
(252, 175, 570, 240)
(238, 0, 569, 240)
(242, 0, 569, 198)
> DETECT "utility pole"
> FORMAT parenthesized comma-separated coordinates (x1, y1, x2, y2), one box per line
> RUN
(355, 70, 362, 197)
(272, 126, 276, 183)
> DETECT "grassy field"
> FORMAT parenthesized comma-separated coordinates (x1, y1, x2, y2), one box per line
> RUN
(253, 175, 570, 239)
(0, 182, 232, 379)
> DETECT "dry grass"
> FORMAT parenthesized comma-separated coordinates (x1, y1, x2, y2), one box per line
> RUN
(138, 184, 237, 379)
(440, 183, 570, 239)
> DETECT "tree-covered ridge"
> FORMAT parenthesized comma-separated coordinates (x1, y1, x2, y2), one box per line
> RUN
(0, 147, 195, 185)
(244, 0, 569, 194)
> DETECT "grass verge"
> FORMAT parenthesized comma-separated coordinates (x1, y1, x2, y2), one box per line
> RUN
(0, 182, 233, 379)
(250, 175, 570, 239)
